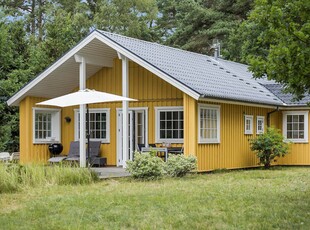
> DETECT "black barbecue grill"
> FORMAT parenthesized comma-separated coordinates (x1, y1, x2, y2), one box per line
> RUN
(48, 143, 63, 156)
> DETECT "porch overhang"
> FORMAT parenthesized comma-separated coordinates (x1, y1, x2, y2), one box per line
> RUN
(7, 33, 119, 106)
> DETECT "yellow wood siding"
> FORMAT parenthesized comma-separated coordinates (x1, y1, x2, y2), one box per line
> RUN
(183, 94, 197, 157)
(20, 59, 183, 165)
(196, 102, 273, 171)
(275, 111, 310, 165)
(19, 96, 57, 164)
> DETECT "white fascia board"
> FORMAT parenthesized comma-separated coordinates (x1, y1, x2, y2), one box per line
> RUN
(198, 96, 282, 109)
(93, 31, 200, 100)
(7, 31, 100, 107)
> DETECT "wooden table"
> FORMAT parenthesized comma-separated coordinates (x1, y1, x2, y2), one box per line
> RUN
(141, 147, 183, 161)
(141, 147, 168, 162)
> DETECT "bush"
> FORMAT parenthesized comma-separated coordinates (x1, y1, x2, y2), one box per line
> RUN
(250, 127, 289, 169)
(0, 164, 99, 193)
(164, 154, 197, 177)
(126, 151, 165, 180)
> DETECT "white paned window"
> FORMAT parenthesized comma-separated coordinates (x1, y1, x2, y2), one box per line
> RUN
(198, 104, 220, 143)
(244, 115, 253, 134)
(155, 107, 184, 143)
(256, 116, 265, 134)
(283, 111, 308, 143)
(33, 108, 61, 143)
(75, 108, 110, 143)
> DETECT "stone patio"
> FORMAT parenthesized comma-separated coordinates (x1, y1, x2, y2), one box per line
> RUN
(91, 167, 130, 179)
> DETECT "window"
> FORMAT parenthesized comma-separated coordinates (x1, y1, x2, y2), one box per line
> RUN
(244, 115, 253, 134)
(283, 111, 308, 143)
(256, 116, 265, 134)
(33, 108, 61, 143)
(198, 104, 220, 143)
(75, 108, 110, 143)
(155, 107, 183, 143)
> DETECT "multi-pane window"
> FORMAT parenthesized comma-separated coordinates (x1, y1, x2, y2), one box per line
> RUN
(75, 109, 110, 143)
(283, 111, 308, 142)
(256, 116, 265, 134)
(244, 115, 253, 134)
(155, 107, 183, 143)
(198, 104, 220, 143)
(33, 108, 61, 143)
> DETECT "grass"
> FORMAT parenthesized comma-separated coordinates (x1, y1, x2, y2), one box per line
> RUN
(0, 167, 310, 229)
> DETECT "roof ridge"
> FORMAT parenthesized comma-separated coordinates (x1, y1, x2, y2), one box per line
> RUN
(97, 29, 216, 61)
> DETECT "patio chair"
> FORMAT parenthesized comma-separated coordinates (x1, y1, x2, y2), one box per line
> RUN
(10, 152, 20, 163)
(65, 141, 101, 165)
(48, 141, 79, 163)
(0, 152, 10, 163)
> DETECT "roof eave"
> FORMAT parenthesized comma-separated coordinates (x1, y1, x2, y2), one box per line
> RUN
(198, 95, 284, 109)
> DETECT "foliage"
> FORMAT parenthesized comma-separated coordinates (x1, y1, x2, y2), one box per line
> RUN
(92, 0, 159, 41)
(164, 154, 197, 177)
(250, 128, 289, 169)
(126, 151, 165, 180)
(157, 0, 254, 55)
(229, 0, 310, 100)
(0, 163, 98, 193)
(0, 167, 310, 229)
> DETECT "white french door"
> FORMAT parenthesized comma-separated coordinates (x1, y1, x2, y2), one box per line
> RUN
(117, 108, 147, 166)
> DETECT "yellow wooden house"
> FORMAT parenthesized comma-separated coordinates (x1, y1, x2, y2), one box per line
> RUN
(7, 30, 310, 171)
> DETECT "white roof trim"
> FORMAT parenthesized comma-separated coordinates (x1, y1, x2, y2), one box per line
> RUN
(199, 97, 280, 109)
(8, 30, 200, 106)
(7, 31, 101, 106)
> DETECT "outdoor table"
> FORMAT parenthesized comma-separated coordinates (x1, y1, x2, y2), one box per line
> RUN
(141, 147, 168, 162)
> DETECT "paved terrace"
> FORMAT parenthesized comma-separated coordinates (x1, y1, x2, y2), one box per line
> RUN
(91, 167, 130, 179)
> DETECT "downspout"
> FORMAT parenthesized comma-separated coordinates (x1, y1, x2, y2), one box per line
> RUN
(267, 106, 279, 127)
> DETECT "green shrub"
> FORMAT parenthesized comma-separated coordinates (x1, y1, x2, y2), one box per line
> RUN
(164, 154, 197, 177)
(126, 152, 165, 180)
(0, 164, 99, 193)
(250, 127, 289, 169)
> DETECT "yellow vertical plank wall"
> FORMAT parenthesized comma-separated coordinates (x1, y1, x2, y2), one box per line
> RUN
(196, 102, 272, 171)
(183, 94, 197, 157)
(275, 111, 310, 165)
(19, 59, 183, 165)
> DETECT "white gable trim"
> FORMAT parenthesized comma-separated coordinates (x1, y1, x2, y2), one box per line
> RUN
(7, 31, 101, 106)
(8, 30, 200, 106)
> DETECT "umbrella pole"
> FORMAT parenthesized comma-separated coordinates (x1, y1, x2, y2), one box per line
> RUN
(87, 104, 90, 168)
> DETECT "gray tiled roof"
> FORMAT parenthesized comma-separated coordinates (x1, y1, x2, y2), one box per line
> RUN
(263, 84, 310, 106)
(98, 30, 283, 106)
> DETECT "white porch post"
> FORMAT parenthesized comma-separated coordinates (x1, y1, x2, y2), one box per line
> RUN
(122, 56, 129, 168)
(78, 56, 86, 168)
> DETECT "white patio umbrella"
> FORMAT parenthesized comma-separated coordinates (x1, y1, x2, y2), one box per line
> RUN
(37, 89, 136, 167)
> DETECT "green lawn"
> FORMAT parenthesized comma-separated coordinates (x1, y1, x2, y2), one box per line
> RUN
(0, 167, 310, 230)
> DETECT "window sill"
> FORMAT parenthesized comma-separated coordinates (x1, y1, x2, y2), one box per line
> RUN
(198, 140, 220, 144)
(155, 139, 184, 144)
(33, 140, 60, 144)
(285, 139, 308, 144)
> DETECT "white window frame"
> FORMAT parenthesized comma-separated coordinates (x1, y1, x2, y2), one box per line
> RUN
(244, 115, 253, 134)
(33, 107, 61, 144)
(155, 106, 184, 143)
(256, 116, 265, 134)
(282, 111, 308, 143)
(198, 104, 220, 144)
(74, 108, 110, 143)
